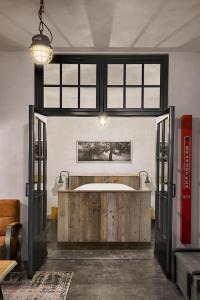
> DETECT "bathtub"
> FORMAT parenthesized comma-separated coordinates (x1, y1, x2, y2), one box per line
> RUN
(74, 183, 135, 191)
(58, 187, 151, 243)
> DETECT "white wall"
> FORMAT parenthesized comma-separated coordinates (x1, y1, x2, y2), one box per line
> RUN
(47, 117, 156, 214)
(0, 52, 34, 258)
(0, 51, 200, 260)
(169, 52, 200, 248)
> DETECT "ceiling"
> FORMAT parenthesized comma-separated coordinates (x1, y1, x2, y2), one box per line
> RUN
(0, 0, 200, 52)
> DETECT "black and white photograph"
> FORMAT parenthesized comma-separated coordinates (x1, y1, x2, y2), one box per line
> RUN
(77, 141, 132, 162)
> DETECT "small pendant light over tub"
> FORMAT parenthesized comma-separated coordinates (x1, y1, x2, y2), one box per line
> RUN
(29, 0, 53, 65)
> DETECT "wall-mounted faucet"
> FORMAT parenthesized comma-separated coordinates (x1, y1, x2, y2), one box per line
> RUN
(58, 170, 70, 190)
(139, 170, 150, 189)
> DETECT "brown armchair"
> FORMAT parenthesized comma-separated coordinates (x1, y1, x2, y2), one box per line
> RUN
(0, 199, 22, 264)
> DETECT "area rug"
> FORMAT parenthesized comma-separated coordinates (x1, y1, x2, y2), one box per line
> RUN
(2, 271, 73, 300)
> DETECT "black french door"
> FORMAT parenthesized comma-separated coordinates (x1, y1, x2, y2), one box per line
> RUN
(155, 106, 175, 278)
(28, 105, 47, 278)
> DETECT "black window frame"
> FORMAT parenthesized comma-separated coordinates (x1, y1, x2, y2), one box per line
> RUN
(35, 54, 168, 116)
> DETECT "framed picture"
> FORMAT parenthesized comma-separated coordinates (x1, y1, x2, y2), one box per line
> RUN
(77, 141, 132, 162)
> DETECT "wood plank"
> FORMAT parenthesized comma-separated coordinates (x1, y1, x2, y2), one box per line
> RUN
(107, 193, 118, 241)
(139, 192, 151, 242)
(84, 193, 91, 242)
(123, 176, 139, 190)
(88, 193, 101, 241)
(69, 176, 79, 190)
(57, 192, 69, 241)
(79, 192, 86, 242)
(129, 193, 140, 241)
(118, 192, 130, 241)
(68, 193, 80, 241)
(79, 176, 94, 187)
(100, 192, 108, 241)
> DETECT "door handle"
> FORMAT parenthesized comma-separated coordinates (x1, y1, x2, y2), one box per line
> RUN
(26, 183, 29, 197)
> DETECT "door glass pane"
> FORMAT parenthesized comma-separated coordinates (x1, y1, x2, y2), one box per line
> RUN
(159, 123, 163, 143)
(40, 161, 43, 191)
(80, 88, 96, 108)
(44, 64, 60, 85)
(126, 88, 141, 108)
(165, 118, 169, 143)
(35, 141, 43, 159)
(159, 162, 162, 192)
(34, 117, 39, 141)
(44, 87, 60, 108)
(144, 64, 160, 85)
(40, 122, 43, 142)
(163, 197, 167, 237)
(126, 64, 142, 85)
(80, 64, 96, 85)
(34, 160, 38, 190)
(107, 88, 123, 108)
(164, 162, 168, 192)
(107, 64, 123, 85)
(62, 88, 78, 108)
(62, 64, 78, 85)
(158, 195, 161, 230)
(144, 88, 160, 108)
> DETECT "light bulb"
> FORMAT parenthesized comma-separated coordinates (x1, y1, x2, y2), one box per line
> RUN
(99, 115, 107, 127)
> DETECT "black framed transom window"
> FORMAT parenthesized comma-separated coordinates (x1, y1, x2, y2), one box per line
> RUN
(35, 55, 168, 116)
(43, 63, 97, 109)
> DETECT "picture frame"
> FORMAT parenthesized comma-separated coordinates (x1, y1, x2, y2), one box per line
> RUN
(77, 141, 132, 163)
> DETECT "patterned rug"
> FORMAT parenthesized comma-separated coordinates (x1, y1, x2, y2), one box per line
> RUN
(2, 271, 73, 300)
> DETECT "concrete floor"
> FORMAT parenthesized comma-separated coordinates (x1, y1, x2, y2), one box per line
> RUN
(40, 220, 184, 300)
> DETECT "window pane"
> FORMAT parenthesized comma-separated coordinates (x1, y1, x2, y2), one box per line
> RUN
(80, 88, 96, 108)
(80, 64, 96, 85)
(164, 162, 168, 192)
(44, 87, 60, 108)
(107, 64, 123, 85)
(164, 118, 169, 143)
(34, 116, 39, 140)
(62, 88, 78, 108)
(144, 64, 160, 85)
(41, 161, 44, 191)
(159, 123, 163, 143)
(62, 64, 78, 85)
(126, 64, 142, 85)
(144, 88, 160, 108)
(44, 64, 60, 85)
(107, 88, 123, 108)
(34, 160, 38, 186)
(126, 88, 141, 108)
(159, 162, 162, 192)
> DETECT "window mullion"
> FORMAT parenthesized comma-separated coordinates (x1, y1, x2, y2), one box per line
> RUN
(123, 64, 126, 109)
(78, 64, 80, 109)
(60, 64, 62, 108)
(141, 64, 144, 109)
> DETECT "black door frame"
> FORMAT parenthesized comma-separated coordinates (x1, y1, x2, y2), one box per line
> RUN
(28, 105, 48, 278)
(154, 106, 175, 278)
(27, 105, 175, 278)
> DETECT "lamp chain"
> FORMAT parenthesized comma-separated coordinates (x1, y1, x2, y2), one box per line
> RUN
(38, 0, 44, 34)
(38, 0, 53, 42)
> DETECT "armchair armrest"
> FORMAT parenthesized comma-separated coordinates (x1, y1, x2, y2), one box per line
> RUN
(4, 222, 22, 263)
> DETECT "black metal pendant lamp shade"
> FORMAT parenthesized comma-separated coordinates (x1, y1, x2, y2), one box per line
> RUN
(29, 0, 53, 65)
